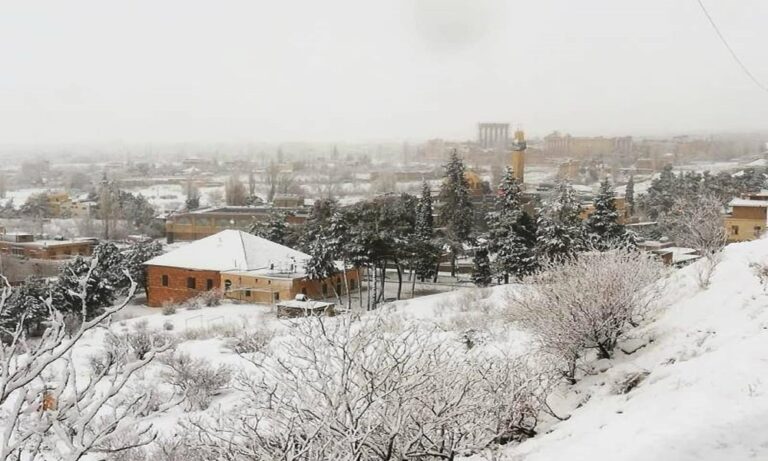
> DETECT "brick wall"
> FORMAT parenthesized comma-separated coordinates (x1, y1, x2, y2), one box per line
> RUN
(146, 265, 221, 307)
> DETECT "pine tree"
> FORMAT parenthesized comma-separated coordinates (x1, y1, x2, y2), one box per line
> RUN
(415, 180, 434, 241)
(625, 175, 635, 215)
(536, 182, 584, 261)
(471, 247, 492, 287)
(250, 212, 289, 245)
(123, 240, 164, 298)
(0, 277, 52, 333)
(585, 178, 630, 249)
(487, 167, 537, 282)
(438, 150, 473, 243)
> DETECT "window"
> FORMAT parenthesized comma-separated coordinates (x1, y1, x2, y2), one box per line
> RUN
(274, 292, 280, 301)
(732, 225, 739, 235)
(322, 284, 328, 296)
(245, 289, 251, 297)
(301, 287, 308, 296)
(187, 277, 196, 289)
(350, 278, 356, 290)
(755, 226, 762, 236)
(336, 283, 341, 294)
(224, 279, 232, 291)
(162, 275, 169, 287)
(206, 279, 214, 290)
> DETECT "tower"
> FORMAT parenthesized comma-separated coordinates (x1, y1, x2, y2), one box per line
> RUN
(510, 129, 526, 185)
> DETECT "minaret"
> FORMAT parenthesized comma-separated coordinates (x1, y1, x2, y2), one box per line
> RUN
(511, 129, 526, 185)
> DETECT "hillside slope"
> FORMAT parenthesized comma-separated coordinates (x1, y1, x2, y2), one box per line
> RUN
(501, 238, 768, 461)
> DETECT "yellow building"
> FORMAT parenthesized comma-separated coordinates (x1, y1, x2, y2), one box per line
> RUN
(724, 198, 768, 242)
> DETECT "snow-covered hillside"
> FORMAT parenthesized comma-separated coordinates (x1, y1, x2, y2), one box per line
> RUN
(494, 238, 768, 461)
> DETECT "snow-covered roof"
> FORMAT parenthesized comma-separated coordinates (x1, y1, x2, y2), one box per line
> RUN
(729, 198, 768, 208)
(144, 229, 310, 272)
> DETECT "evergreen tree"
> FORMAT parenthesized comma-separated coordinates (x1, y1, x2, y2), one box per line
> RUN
(641, 165, 677, 219)
(415, 180, 434, 241)
(438, 150, 473, 243)
(487, 167, 537, 282)
(0, 277, 52, 333)
(536, 182, 584, 261)
(585, 178, 630, 249)
(471, 247, 492, 287)
(123, 240, 164, 297)
(250, 212, 289, 246)
(625, 175, 635, 215)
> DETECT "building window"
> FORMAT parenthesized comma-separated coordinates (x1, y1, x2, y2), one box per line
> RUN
(162, 275, 169, 287)
(187, 277, 196, 289)
(224, 279, 232, 291)
(755, 226, 762, 236)
(274, 292, 280, 301)
(322, 284, 328, 296)
(302, 287, 308, 296)
(350, 278, 356, 290)
(245, 289, 251, 297)
(732, 225, 739, 235)
(206, 279, 214, 290)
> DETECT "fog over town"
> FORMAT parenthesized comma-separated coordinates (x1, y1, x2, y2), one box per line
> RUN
(0, 2, 767, 461)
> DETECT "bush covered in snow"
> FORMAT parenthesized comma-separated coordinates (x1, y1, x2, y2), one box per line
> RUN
(161, 352, 233, 411)
(186, 314, 553, 459)
(510, 249, 666, 382)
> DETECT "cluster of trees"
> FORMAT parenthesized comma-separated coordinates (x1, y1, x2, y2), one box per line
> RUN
(0, 240, 163, 333)
(640, 164, 766, 219)
(457, 159, 634, 285)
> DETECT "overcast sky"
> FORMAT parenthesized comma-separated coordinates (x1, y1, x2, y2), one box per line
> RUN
(1, 0, 767, 145)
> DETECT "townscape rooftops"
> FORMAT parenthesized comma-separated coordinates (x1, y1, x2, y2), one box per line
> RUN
(144, 229, 310, 272)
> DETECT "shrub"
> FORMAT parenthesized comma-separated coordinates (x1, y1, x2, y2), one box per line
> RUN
(162, 305, 177, 316)
(187, 290, 222, 309)
(160, 352, 232, 411)
(227, 328, 274, 354)
(163, 320, 174, 331)
(510, 249, 665, 382)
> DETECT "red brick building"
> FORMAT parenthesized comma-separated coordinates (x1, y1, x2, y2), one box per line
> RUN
(144, 230, 357, 307)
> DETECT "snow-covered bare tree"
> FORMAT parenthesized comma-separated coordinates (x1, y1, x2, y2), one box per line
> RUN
(0, 269, 174, 460)
(510, 250, 666, 383)
(660, 194, 727, 288)
(184, 314, 552, 460)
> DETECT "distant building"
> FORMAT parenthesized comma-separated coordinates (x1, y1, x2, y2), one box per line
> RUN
(544, 131, 633, 158)
(725, 198, 768, 242)
(164, 206, 309, 243)
(143, 230, 358, 307)
(0, 232, 95, 260)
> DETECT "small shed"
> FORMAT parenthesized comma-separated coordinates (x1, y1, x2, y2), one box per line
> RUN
(276, 298, 335, 318)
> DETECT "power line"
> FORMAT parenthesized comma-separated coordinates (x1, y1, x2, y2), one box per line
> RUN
(695, 0, 768, 94)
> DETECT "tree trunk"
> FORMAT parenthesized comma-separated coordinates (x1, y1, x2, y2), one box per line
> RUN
(395, 261, 403, 300)
(357, 267, 363, 311)
(372, 265, 377, 310)
(342, 264, 351, 310)
(411, 265, 417, 299)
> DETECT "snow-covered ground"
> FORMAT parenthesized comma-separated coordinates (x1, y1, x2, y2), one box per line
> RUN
(489, 237, 768, 461)
(37, 235, 768, 459)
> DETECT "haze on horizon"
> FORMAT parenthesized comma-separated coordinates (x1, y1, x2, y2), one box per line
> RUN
(1, 0, 767, 146)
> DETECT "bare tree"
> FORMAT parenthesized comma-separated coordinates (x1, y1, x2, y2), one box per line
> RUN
(225, 175, 248, 206)
(0, 267, 174, 460)
(661, 194, 727, 288)
(184, 314, 552, 460)
(510, 250, 666, 383)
